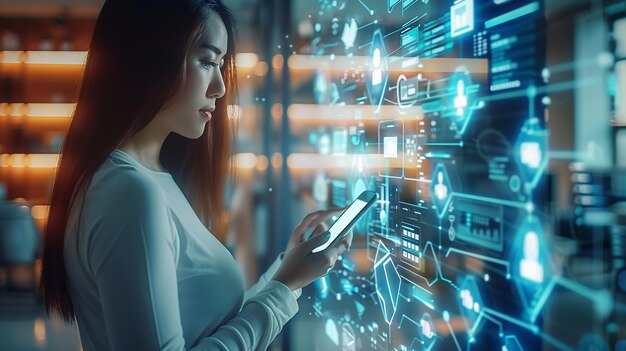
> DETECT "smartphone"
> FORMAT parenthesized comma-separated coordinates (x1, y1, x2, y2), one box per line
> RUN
(311, 190, 378, 253)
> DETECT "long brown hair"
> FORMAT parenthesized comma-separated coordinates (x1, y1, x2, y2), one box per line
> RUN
(40, 0, 238, 323)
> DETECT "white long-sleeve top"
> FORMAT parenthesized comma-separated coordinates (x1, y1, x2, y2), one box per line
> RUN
(64, 148, 299, 350)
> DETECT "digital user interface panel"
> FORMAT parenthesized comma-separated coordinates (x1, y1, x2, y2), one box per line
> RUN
(296, 1, 602, 350)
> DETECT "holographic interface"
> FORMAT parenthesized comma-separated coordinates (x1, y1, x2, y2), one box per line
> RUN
(297, 0, 625, 350)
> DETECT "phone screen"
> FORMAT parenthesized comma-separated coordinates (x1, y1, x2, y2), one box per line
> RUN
(311, 199, 369, 253)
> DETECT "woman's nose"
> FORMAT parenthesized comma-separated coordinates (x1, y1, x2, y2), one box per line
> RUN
(206, 70, 226, 99)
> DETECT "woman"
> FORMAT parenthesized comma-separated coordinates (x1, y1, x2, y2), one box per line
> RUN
(39, 0, 349, 349)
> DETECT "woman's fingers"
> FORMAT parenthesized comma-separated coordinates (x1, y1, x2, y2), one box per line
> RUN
(294, 208, 343, 239)
(311, 222, 330, 238)
(339, 230, 353, 251)
(320, 245, 340, 275)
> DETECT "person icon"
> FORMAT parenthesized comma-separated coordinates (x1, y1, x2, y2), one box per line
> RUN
(454, 79, 467, 117)
(420, 319, 434, 339)
(520, 231, 544, 283)
(372, 48, 382, 86)
(460, 289, 473, 310)
(434, 171, 448, 201)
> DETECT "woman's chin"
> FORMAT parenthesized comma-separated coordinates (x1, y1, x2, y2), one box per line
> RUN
(174, 127, 206, 140)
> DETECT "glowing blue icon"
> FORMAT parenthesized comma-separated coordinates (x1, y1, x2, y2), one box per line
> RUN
(372, 49, 382, 86)
(430, 164, 453, 218)
(503, 335, 525, 351)
(354, 300, 365, 318)
(325, 319, 339, 345)
(401, 27, 418, 47)
(520, 230, 544, 283)
(342, 323, 356, 351)
(454, 79, 468, 116)
(341, 18, 358, 50)
(520, 142, 542, 169)
(515, 118, 548, 189)
(388, 0, 401, 12)
(511, 215, 552, 312)
(378, 120, 404, 179)
(316, 275, 329, 299)
(435, 172, 448, 201)
(397, 74, 429, 109)
(318, 132, 331, 155)
(313, 73, 327, 105)
(312, 172, 328, 203)
(374, 241, 401, 324)
(352, 177, 367, 201)
(450, 0, 474, 37)
(332, 128, 348, 155)
(313, 72, 339, 105)
(367, 30, 389, 114)
(457, 275, 483, 334)
(445, 67, 480, 135)
(420, 313, 435, 341)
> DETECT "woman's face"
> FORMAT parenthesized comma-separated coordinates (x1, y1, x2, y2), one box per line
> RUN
(156, 12, 228, 139)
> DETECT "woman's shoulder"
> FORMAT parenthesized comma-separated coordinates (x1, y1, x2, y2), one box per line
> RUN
(86, 154, 166, 210)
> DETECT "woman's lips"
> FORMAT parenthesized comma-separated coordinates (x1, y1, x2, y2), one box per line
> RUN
(199, 110, 212, 120)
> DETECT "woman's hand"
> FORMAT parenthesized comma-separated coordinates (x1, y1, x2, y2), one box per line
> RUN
(274, 209, 354, 291)
(285, 209, 353, 254)
(273, 232, 340, 291)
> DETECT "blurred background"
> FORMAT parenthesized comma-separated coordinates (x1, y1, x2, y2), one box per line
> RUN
(0, 0, 625, 350)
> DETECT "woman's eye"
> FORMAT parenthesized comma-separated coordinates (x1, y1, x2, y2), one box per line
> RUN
(200, 60, 219, 69)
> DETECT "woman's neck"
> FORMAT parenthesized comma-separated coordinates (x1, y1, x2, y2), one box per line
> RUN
(118, 123, 169, 172)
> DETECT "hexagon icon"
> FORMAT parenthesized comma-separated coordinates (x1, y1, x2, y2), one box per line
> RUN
(374, 240, 401, 325)
(456, 275, 484, 336)
(367, 29, 389, 114)
(511, 215, 552, 313)
(514, 118, 549, 189)
(445, 67, 481, 135)
(430, 164, 452, 218)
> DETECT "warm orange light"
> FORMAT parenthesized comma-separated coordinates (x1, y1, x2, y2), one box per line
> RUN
(0, 103, 75, 118)
(28, 154, 59, 168)
(271, 153, 283, 168)
(7, 154, 26, 168)
(34, 318, 46, 347)
(233, 153, 258, 169)
(25, 103, 76, 117)
(0, 154, 59, 168)
(31, 205, 50, 220)
(0, 154, 9, 167)
(254, 61, 268, 76)
(8, 103, 26, 116)
(0, 51, 24, 63)
(256, 155, 269, 171)
(271, 103, 283, 119)
(25, 51, 87, 65)
(235, 53, 259, 68)
(272, 54, 284, 69)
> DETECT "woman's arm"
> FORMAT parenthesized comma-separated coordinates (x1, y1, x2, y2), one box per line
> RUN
(88, 172, 297, 350)
(244, 254, 302, 301)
